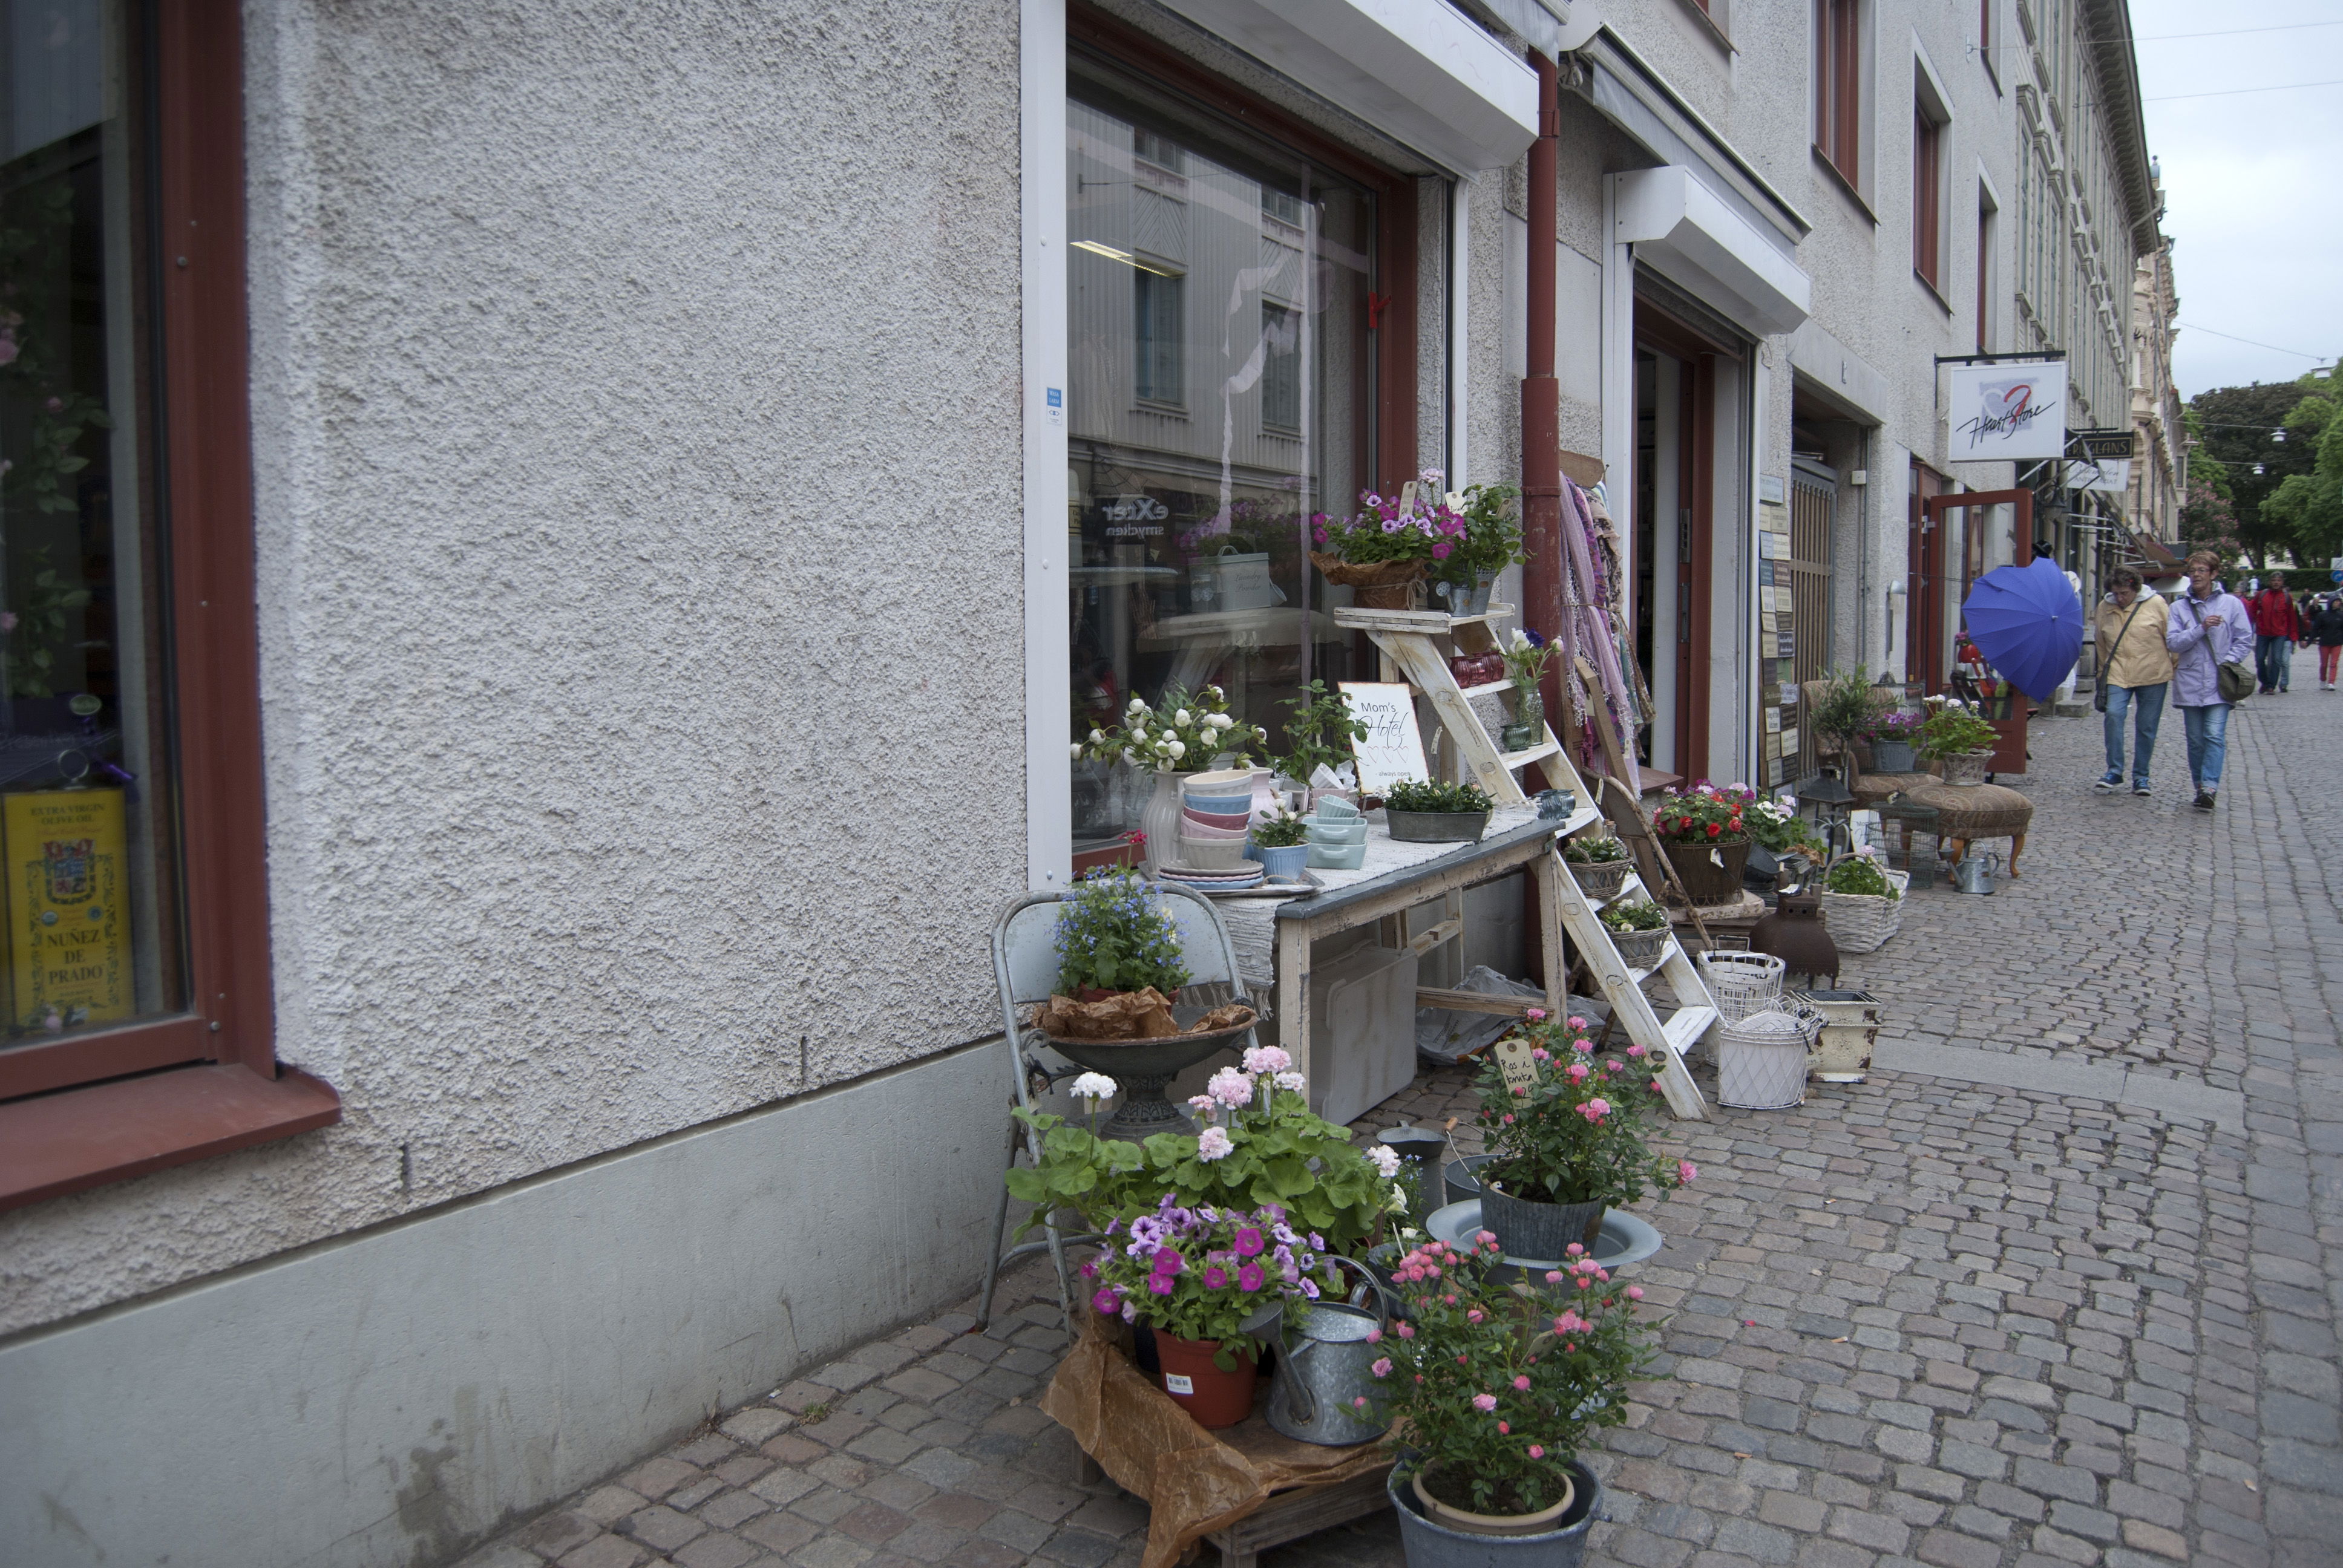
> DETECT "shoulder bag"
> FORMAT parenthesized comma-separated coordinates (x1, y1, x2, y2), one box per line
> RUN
(2093, 599, 2146, 713)
(2187, 598, 2256, 704)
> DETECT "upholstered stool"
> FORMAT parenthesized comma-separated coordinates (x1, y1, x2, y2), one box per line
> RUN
(1851, 771, 1936, 808)
(1898, 781, 2034, 877)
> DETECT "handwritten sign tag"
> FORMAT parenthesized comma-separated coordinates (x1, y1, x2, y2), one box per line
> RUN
(1339, 681, 1429, 792)
(1493, 1036, 1539, 1092)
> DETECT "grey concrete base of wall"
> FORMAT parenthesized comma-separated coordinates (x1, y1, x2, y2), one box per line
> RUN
(0, 1039, 1012, 1568)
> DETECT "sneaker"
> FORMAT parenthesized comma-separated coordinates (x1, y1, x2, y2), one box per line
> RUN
(2132, 782, 2152, 797)
(2193, 790, 2216, 811)
(2092, 774, 2122, 792)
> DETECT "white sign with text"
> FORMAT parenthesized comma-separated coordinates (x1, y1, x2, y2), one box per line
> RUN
(1338, 682, 1430, 792)
(1947, 361, 2068, 463)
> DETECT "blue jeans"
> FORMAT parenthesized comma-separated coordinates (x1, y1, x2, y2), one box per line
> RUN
(2256, 634, 2293, 691)
(2181, 702, 2230, 792)
(2101, 683, 2166, 783)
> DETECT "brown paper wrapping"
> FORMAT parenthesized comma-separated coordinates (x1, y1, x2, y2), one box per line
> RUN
(1038, 1311, 1393, 1568)
(1034, 991, 1253, 1043)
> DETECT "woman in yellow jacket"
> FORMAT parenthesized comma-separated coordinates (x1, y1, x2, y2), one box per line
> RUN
(2093, 566, 2175, 796)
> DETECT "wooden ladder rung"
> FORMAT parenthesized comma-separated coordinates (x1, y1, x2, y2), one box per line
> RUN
(1500, 740, 1562, 768)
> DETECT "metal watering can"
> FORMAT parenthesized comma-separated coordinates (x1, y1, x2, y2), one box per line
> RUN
(1267, 1256, 1395, 1446)
(1952, 849, 2004, 895)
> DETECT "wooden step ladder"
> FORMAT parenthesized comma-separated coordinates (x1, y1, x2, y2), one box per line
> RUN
(1333, 604, 1714, 1120)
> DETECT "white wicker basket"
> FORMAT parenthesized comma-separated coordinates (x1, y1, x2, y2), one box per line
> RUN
(1696, 950, 1786, 1024)
(1717, 1005, 1816, 1109)
(1819, 869, 1911, 955)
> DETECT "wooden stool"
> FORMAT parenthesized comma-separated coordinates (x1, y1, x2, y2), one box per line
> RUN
(1899, 781, 2034, 877)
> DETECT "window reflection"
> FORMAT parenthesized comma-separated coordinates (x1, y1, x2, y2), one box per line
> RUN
(1066, 58, 1375, 851)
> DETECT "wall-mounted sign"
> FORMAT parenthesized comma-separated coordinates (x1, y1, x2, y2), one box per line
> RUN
(1338, 682, 1429, 792)
(1947, 361, 2068, 463)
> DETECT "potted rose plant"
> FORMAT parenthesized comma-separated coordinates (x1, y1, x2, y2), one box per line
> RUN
(1374, 1230, 1657, 1557)
(1081, 683, 1270, 872)
(1079, 1193, 1340, 1428)
(1915, 695, 2000, 786)
(1470, 1014, 1694, 1259)
(1649, 782, 1757, 904)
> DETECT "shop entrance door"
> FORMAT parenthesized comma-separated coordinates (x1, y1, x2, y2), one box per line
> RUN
(1786, 460, 1835, 779)
(1631, 308, 1728, 787)
(1907, 461, 1949, 693)
(1921, 487, 2033, 696)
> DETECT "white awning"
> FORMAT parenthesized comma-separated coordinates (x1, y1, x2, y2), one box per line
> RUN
(1614, 166, 1811, 336)
(1155, 0, 1540, 174)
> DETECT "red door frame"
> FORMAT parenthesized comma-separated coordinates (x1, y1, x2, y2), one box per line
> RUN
(1919, 488, 2033, 696)
(1636, 304, 1730, 786)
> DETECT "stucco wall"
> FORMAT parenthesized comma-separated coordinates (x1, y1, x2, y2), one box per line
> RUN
(1, 0, 1024, 1335)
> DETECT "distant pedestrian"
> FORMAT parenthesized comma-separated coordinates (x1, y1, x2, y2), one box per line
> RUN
(2247, 570, 2302, 694)
(2312, 593, 2343, 691)
(2168, 550, 2255, 811)
(2091, 567, 2172, 796)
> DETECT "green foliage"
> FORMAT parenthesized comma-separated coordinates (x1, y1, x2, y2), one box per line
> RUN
(1914, 698, 1999, 760)
(2187, 380, 2320, 564)
(1562, 834, 1627, 864)
(1811, 665, 1888, 746)
(7, 547, 91, 699)
(1084, 1197, 1337, 1366)
(1051, 869, 1190, 996)
(1383, 777, 1494, 815)
(1822, 857, 1899, 900)
(1081, 683, 1266, 773)
(1448, 482, 1527, 582)
(1275, 680, 1368, 783)
(2259, 386, 2343, 563)
(1471, 1014, 1694, 1209)
(1250, 806, 1310, 848)
(1599, 898, 1666, 933)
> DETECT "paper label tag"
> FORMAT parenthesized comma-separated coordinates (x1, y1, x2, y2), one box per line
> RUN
(1163, 1373, 1195, 1395)
(1494, 1036, 1539, 1091)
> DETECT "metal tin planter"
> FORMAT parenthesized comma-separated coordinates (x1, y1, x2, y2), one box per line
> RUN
(1266, 1259, 1395, 1446)
(1385, 809, 1490, 844)
(1390, 1459, 1600, 1567)
(1792, 988, 1882, 1081)
(1871, 739, 1917, 773)
(1475, 1178, 1605, 1259)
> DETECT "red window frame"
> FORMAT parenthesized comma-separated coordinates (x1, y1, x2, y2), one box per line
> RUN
(1976, 204, 1993, 350)
(1913, 109, 1942, 290)
(1814, 0, 1864, 187)
(0, 0, 338, 1211)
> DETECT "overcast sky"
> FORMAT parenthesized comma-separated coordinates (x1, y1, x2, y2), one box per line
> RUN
(2130, 0, 2343, 399)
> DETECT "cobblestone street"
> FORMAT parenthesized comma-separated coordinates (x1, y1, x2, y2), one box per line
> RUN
(456, 701, 2342, 1568)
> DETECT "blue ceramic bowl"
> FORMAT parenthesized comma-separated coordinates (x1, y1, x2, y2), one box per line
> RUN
(1182, 793, 1254, 815)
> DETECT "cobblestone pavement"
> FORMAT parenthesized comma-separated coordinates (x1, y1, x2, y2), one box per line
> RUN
(457, 702, 2341, 1568)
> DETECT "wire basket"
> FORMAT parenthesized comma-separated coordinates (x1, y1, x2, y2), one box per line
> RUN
(1567, 857, 1634, 902)
(1607, 924, 1671, 970)
(1717, 1004, 1819, 1109)
(1696, 950, 1786, 1024)
(1819, 868, 1910, 954)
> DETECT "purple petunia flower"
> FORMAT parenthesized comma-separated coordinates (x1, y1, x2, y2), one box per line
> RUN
(1238, 1263, 1266, 1292)
(1233, 1227, 1265, 1258)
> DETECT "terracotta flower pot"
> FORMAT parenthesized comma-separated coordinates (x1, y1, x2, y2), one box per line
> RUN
(1152, 1331, 1257, 1429)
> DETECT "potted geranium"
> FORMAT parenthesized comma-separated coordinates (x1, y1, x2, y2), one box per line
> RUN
(1649, 782, 1756, 904)
(1470, 1013, 1694, 1259)
(1382, 778, 1496, 844)
(1081, 683, 1269, 872)
(1374, 1231, 1657, 1555)
(1737, 792, 1828, 885)
(1080, 1194, 1339, 1428)
(1309, 471, 1463, 608)
(1561, 834, 1631, 901)
(1860, 709, 1925, 773)
(1915, 695, 2000, 786)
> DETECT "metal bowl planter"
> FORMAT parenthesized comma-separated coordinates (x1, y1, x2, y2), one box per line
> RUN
(1389, 1459, 1601, 1565)
(1605, 922, 1671, 969)
(1385, 809, 1491, 844)
(1566, 857, 1633, 901)
(1040, 1004, 1258, 1140)
(1871, 739, 1918, 773)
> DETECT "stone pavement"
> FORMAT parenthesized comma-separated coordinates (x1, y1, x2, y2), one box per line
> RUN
(455, 702, 2341, 1568)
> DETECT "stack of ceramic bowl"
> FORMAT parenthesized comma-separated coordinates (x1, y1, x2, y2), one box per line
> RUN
(1303, 795, 1368, 871)
(1179, 769, 1259, 872)
(1158, 860, 1265, 893)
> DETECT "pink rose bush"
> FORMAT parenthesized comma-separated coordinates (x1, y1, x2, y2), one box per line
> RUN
(1470, 1013, 1697, 1212)
(1372, 1234, 1656, 1518)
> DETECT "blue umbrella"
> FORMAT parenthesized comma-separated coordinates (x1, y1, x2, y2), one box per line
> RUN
(1961, 558, 2083, 701)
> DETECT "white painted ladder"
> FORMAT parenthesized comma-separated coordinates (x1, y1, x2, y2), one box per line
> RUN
(1334, 603, 1714, 1119)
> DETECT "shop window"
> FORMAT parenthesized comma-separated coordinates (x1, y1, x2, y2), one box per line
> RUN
(1, 0, 326, 1206)
(1975, 192, 1996, 351)
(1813, 0, 1867, 191)
(1912, 61, 1951, 299)
(1066, 40, 1395, 860)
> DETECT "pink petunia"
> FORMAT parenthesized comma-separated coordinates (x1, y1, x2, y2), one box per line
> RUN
(1233, 1227, 1265, 1258)
(1203, 1266, 1229, 1289)
(1153, 1248, 1185, 1275)
(1238, 1262, 1266, 1292)
(1093, 1289, 1122, 1315)
(1147, 1275, 1174, 1295)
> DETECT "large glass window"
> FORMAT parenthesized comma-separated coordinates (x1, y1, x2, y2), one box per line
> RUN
(1066, 53, 1379, 852)
(0, 0, 186, 1048)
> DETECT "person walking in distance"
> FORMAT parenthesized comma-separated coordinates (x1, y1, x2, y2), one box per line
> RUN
(2168, 550, 2254, 811)
(2312, 593, 2343, 691)
(2092, 566, 2172, 796)
(2248, 569, 2303, 694)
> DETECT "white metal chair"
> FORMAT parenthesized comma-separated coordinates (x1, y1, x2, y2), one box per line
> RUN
(975, 880, 1262, 1330)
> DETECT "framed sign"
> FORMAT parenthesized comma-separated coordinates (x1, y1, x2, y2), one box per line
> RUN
(1947, 361, 2067, 462)
(1338, 682, 1429, 792)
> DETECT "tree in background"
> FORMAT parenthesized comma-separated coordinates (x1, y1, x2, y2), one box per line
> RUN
(2186, 381, 2318, 565)
(2261, 374, 2342, 567)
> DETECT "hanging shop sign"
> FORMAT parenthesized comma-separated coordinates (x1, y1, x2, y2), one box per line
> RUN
(4, 787, 131, 1031)
(1947, 361, 2068, 463)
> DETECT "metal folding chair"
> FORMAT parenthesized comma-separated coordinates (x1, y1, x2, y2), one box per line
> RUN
(974, 880, 1261, 1331)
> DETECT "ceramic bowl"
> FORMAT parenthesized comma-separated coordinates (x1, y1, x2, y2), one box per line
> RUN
(1179, 820, 1249, 841)
(1181, 835, 1248, 869)
(1182, 793, 1254, 816)
(1180, 806, 1253, 832)
(1183, 767, 1254, 791)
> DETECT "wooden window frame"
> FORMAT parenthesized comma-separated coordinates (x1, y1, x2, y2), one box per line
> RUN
(1813, 0, 1864, 189)
(1976, 198, 1994, 351)
(1912, 108, 1944, 293)
(0, 0, 339, 1212)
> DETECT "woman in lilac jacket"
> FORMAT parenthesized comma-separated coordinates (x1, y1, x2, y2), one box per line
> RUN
(2165, 549, 2255, 811)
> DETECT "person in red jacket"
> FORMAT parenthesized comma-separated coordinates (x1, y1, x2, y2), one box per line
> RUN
(2249, 571, 2304, 694)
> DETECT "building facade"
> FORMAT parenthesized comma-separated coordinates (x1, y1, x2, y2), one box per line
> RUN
(1, 4, 2164, 1565)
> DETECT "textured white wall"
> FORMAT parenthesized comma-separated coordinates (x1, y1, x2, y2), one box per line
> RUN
(0, 0, 1023, 1334)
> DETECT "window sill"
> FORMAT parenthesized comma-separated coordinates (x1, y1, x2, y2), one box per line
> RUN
(0, 1062, 341, 1212)
(1811, 150, 1878, 226)
(1672, 0, 1735, 54)
(1915, 270, 1953, 315)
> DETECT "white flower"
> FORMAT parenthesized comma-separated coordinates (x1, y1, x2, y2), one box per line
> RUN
(1129, 696, 1145, 711)
(1274, 1070, 1305, 1093)
(1174, 709, 1191, 724)
(1070, 1072, 1119, 1102)
(1208, 713, 1234, 729)
(1166, 739, 1187, 757)
(1728, 782, 1748, 792)
(1197, 1126, 1234, 1161)
(1367, 1145, 1402, 1178)
(1070, 742, 1084, 759)
(1254, 726, 1269, 740)
(1511, 629, 1532, 652)
(1207, 685, 1225, 699)
(1090, 728, 1105, 742)
(1131, 724, 1147, 738)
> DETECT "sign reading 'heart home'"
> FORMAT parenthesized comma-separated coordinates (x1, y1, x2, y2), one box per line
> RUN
(1946, 360, 2069, 463)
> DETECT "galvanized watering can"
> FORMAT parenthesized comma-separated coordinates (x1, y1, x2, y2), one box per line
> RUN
(1267, 1256, 1395, 1446)
(1952, 849, 2004, 895)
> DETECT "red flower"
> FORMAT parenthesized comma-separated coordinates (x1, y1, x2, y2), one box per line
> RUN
(1706, 823, 1722, 838)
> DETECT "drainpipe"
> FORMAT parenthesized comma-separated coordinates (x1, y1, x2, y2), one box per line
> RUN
(1523, 50, 1563, 722)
